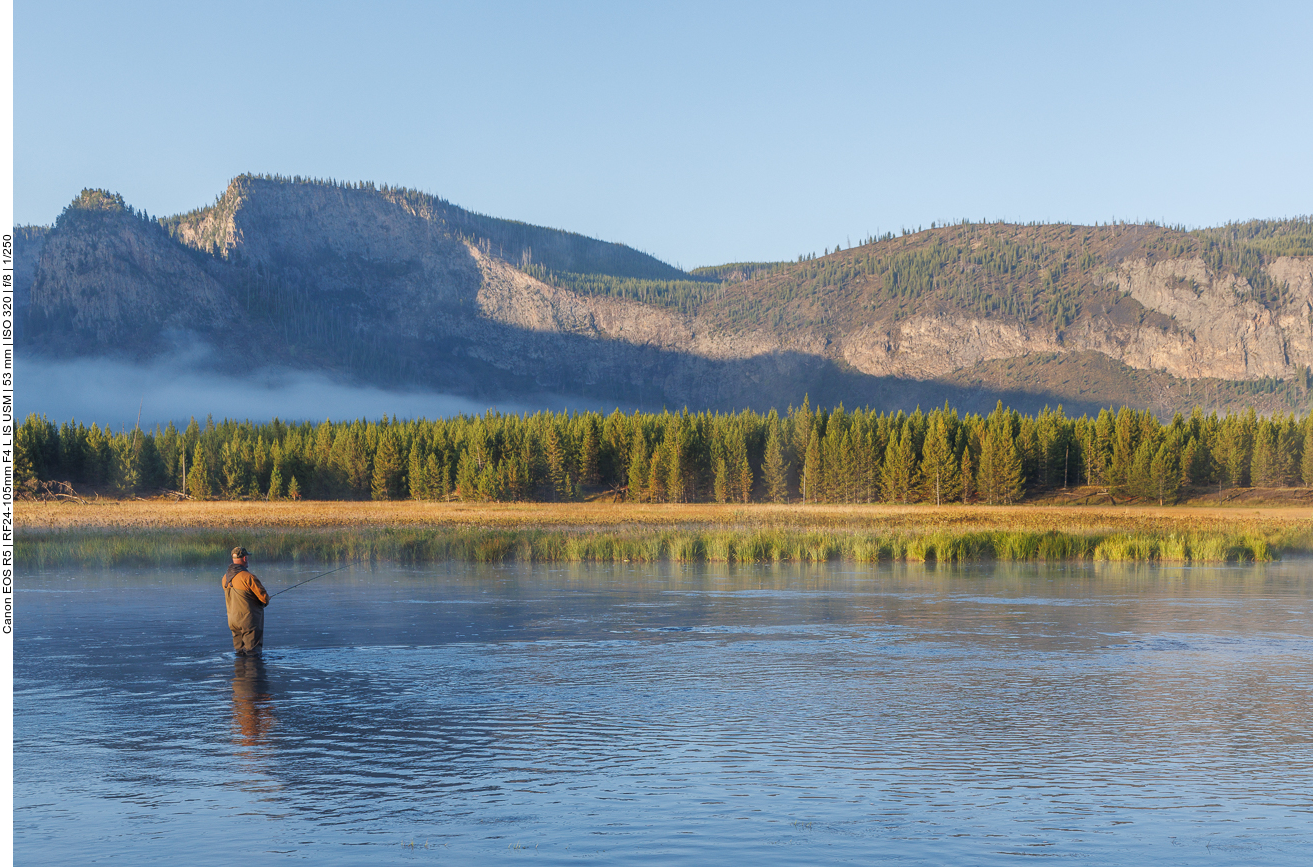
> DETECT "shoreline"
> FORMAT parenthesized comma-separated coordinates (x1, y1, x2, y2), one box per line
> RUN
(18, 501, 1312, 567)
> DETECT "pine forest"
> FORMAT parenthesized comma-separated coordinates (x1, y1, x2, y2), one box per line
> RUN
(17, 401, 1313, 507)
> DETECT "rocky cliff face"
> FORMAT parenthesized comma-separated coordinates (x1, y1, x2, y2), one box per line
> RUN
(24, 194, 240, 356)
(824, 256, 1313, 385)
(16, 178, 1313, 414)
(1112, 256, 1313, 379)
(466, 248, 819, 406)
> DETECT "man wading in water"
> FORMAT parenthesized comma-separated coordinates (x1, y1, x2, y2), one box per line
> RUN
(223, 546, 270, 655)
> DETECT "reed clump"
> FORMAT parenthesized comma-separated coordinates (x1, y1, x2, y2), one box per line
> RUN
(17, 523, 1286, 569)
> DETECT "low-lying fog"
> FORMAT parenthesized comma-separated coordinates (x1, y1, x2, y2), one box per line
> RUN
(18, 355, 618, 429)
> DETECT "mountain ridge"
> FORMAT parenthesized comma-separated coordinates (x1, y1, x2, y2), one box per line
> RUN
(15, 176, 1313, 416)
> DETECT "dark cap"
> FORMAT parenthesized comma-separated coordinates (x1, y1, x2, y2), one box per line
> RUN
(231, 546, 249, 560)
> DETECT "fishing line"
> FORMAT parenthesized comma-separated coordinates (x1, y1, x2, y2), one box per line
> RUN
(269, 563, 353, 598)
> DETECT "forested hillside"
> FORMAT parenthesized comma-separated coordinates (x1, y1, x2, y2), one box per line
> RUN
(18, 401, 1313, 507)
(687, 218, 1313, 332)
(517, 217, 1313, 331)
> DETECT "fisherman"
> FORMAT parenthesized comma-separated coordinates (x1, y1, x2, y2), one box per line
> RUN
(222, 546, 270, 656)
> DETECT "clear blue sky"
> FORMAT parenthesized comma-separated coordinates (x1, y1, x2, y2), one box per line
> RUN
(15, 0, 1313, 269)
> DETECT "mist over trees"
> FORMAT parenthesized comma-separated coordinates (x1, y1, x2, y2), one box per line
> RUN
(17, 401, 1313, 506)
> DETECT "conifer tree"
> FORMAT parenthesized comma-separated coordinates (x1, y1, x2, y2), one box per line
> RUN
(919, 414, 960, 505)
(728, 427, 752, 503)
(1179, 436, 1200, 488)
(791, 396, 813, 492)
(264, 441, 284, 499)
(802, 427, 821, 504)
(713, 457, 730, 503)
(580, 418, 601, 488)
(510, 435, 536, 501)
(407, 442, 427, 500)
(1108, 407, 1138, 496)
(478, 460, 504, 501)
(978, 405, 1023, 504)
(880, 426, 917, 504)
(627, 434, 649, 502)
(220, 439, 251, 497)
(960, 447, 975, 503)
(736, 451, 754, 503)
(371, 432, 404, 500)
(1303, 424, 1313, 486)
(1129, 437, 1157, 499)
(763, 419, 789, 503)
(1251, 423, 1278, 487)
(647, 445, 666, 503)
(1276, 418, 1302, 487)
(1236, 408, 1258, 485)
(423, 453, 444, 500)
(252, 435, 272, 495)
(329, 426, 371, 499)
(839, 429, 857, 502)
(602, 410, 630, 486)
(1033, 407, 1065, 490)
(545, 427, 568, 501)
(863, 428, 882, 502)
(821, 423, 844, 502)
(112, 430, 143, 494)
(1149, 439, 1181, 505)
(665, 419, 689, 503)
(1218, 416, 1252, 489)
(1016, 415, 1040, 488)
(187, 443, 213, 499)
(13, 416, 49, 485)
(455, 451, 479, 501)
(86, 423, 115, 489)
(1091, 409, 1115, 486)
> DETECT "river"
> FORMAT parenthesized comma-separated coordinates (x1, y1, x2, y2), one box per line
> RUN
(16, 560, 1313, 864)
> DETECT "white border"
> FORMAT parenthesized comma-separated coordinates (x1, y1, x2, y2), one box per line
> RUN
(2, 0, 14, 857)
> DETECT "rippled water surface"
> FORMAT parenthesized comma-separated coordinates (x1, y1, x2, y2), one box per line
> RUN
(16, 560, 1313, 864)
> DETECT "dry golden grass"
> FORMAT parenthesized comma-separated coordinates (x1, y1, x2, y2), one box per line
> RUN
(18, 498, 1313, 537)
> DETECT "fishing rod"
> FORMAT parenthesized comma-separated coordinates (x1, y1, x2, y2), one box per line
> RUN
(269, 563, 353, 599)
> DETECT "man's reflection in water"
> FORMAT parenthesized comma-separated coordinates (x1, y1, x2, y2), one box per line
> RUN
(231, 654, 276, 749)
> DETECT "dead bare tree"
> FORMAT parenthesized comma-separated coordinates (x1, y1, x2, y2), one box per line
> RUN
(19, 480, 88, 504)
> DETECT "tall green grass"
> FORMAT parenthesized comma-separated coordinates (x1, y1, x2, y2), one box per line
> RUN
(17, 524, 1287, 569)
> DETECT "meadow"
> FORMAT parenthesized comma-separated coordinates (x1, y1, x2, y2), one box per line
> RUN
(17, 499, 1313, 569)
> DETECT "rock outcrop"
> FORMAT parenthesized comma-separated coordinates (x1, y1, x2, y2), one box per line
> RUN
(829, 256, 1313, 384)
(25, 193, 239, 355)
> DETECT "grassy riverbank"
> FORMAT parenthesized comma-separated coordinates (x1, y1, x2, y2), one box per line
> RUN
(17, 501, 1313, 568)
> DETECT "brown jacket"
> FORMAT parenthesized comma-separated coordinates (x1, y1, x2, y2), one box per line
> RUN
(222, 564, 270, 632)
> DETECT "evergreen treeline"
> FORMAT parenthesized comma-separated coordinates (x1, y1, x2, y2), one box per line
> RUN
(689, 262, 790, 282)
(17, 402, 1313, 506)
(518, 264, 720, 315)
